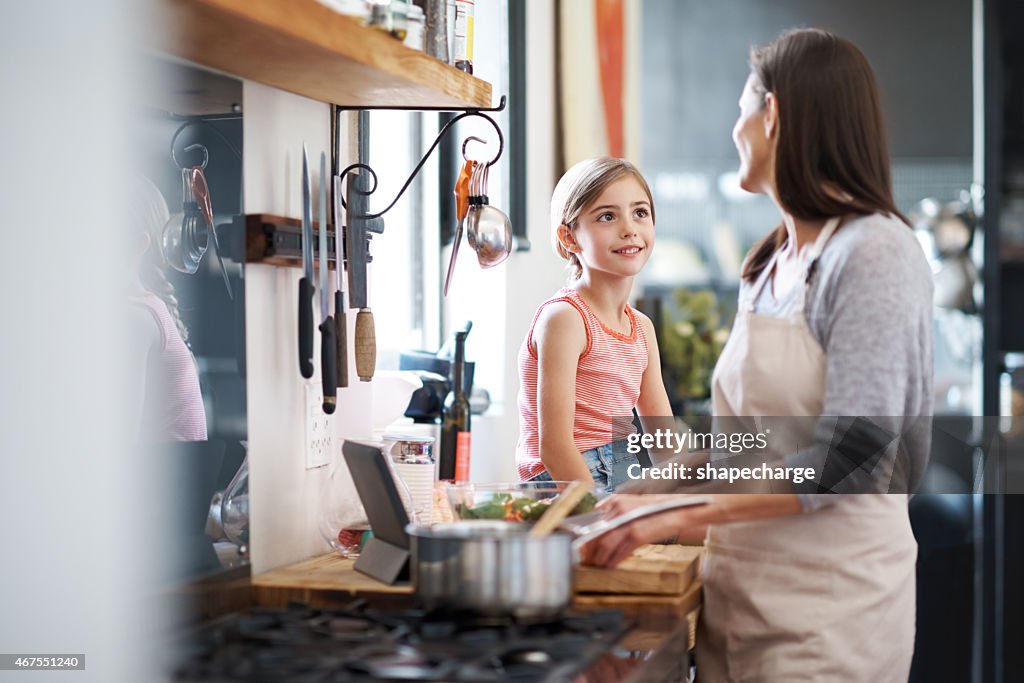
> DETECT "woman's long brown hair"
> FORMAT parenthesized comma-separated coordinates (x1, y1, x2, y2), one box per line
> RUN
(741, 28, 909, 283)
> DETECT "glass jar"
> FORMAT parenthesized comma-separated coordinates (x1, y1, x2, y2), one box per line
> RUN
(319, 442, 423, 557)
(384, 434, 436, 523)
(366, 0, 393, 35)
(220, 456, 249, 554)
(319, 453, 372, 558)
(404, 3, 425, 51)
(390, 0, 409, 41)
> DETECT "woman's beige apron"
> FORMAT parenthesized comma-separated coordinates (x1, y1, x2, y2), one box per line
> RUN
(697, 218, 917, 682)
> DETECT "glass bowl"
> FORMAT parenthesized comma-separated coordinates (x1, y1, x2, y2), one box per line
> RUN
(445, 481, 603, 523)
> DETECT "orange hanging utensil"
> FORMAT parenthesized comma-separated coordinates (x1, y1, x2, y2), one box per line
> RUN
(443, 158, 476, 297)
(456, 159, 473, 222)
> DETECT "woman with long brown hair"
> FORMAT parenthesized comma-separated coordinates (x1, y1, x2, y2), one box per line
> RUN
(582, 29, 933, 681)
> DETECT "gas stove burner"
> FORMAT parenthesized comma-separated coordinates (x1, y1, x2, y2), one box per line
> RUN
(325, 616, 374, 633)
(500, 647, 552, 665)
(414, 605, 621, 635)
(174, 602, 630, 682)
(346, 644, 452, 680)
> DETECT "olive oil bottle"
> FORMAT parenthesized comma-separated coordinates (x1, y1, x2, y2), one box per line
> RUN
(439, 326, 471, 481)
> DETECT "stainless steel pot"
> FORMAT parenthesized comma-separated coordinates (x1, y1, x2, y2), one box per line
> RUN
(405, 496, 710, 618)
(406, 521, 573, 618)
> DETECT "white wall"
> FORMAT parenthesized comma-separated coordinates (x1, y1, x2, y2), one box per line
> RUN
(243, 83, 377, 573)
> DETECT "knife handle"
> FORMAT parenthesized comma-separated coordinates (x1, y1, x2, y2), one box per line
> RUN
(354, 309, 376, 382)
(335, 290, 349, 388)
(298, 277, 314, 378)
(320, 317, 337, 414)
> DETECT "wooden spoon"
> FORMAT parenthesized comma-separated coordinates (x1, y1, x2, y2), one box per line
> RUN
(529, 480, 592, 537)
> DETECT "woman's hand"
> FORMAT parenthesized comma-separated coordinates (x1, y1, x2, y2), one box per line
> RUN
(581, 494, 802, 568)
(596, 493, 681, 516)
(580, 494, 707, 568)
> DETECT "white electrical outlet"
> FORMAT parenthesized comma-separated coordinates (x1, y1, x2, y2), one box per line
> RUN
(305, 383, 332, 469)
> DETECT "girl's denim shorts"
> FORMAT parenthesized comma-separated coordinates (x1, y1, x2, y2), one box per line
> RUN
(529, 439, 639, 494)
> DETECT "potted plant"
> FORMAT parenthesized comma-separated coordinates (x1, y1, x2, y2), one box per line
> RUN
(657, 288, 732, 419)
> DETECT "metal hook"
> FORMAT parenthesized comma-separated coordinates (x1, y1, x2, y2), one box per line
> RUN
(168, 117, 243, 172)
(462, 136, 488, 162)
(339, 107, 505, 220)
(185, 143, 209, 169)
(171, 138, 209, 170)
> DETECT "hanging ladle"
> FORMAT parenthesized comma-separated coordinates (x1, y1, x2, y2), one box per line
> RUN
(188, 163, 233, 300)
(463, 138, 513, 269)
(162, 143, 233, 299)
(465, 159, 485, 251)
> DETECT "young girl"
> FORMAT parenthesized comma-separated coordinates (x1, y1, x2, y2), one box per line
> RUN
(515, 157, 672, 492)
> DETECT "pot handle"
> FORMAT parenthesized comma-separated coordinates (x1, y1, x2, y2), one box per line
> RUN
(569, 496, 711, 552)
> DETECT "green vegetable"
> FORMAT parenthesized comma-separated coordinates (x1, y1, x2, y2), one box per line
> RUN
(463, 501, 508, 520)
(515, 499, 548, 521)
(571, 492, 598, 516)
(456, 490, 599, 522)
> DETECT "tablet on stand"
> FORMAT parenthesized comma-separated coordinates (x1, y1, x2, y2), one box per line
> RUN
(341, 440, 411, 584)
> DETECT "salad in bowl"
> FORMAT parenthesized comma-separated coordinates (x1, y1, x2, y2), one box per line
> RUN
(445, 480, 602, 523)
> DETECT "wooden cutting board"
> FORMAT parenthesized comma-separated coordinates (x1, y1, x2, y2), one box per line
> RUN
(250, 550, 703, 642)
(251, 544, 703, 608)
(574, 544, 702, 596)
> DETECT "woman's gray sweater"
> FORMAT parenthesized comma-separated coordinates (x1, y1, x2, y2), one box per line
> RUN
(747, 212, 935, 509)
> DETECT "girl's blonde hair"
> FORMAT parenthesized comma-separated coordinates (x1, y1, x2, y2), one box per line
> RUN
(549, 157, 655, 279)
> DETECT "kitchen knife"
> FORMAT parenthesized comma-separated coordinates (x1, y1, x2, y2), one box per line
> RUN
(298, 144, 315, 379)
(318, 151, 337, 413)
(345, 168, 381, 382)
(333, 174, 349, 389)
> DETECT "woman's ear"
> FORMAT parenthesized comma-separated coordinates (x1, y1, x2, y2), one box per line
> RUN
(556, 224, 578, 253)
(763, 91, 779, 140)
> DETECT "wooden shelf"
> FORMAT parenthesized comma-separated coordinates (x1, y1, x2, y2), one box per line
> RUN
(155, 0, 494, 109)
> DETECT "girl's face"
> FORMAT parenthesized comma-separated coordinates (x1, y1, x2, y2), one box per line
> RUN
(565, 175, 654, 280)
(732, 74, 775, 195)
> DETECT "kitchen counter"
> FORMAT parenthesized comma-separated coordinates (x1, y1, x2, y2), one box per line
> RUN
(250, 548, 702, 680)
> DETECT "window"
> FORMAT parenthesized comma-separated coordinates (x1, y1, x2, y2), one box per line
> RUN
(367, 0, 512, 407)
